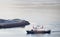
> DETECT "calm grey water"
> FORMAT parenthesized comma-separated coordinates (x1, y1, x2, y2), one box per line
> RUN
(0, 1, 60, 37)
(0, 24, 60, 37)
(0, 6, 60, 37)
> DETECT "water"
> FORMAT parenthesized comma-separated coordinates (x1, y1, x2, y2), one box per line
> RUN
(0, 0, 60, 37)
(0, 24, 60, 37)
(0, 5, 60, 37)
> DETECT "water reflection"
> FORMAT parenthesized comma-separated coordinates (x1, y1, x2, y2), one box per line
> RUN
(0, 27, 60, 37)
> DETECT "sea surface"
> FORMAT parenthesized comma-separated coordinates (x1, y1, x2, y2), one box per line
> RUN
(0, 6, 60, 37)
(0, 1, 60, 37)
(0, 24, 60, 37)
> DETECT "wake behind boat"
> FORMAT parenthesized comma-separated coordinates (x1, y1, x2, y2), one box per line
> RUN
(26, 25, 51, 34)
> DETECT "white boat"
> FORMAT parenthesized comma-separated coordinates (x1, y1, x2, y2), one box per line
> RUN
(26, 25, 51, 34)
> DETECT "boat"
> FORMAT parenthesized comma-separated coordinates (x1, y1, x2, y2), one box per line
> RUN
(26, 25, 51, 34)
(26, 30, 51, 34)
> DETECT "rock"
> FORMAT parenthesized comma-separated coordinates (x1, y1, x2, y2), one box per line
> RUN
(0, 19, 30, 28)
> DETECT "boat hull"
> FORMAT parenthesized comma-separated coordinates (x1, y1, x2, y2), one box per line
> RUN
(26, 30, 51, 34)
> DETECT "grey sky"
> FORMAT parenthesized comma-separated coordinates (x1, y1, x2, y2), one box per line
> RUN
(0, 0, 60, 4)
